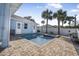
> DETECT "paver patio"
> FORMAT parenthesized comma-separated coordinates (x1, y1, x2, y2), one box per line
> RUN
(0, 36, 78, 56)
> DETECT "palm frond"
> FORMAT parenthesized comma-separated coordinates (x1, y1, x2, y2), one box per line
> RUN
(41, 9, 53, 20)
(53, 13, 57, 18)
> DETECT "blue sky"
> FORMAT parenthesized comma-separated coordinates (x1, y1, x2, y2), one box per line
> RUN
(15, 3, 79, 26)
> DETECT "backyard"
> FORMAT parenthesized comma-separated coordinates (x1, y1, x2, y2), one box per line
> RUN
(0, 3, 79, 56)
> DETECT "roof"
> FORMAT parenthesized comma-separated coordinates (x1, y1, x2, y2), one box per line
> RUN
(24, 16, 35, 22)
(11, 15, 38, 25)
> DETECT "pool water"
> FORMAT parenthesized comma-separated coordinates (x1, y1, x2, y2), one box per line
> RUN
(18, 33, 54, 45)
(31, 36, 51, 45)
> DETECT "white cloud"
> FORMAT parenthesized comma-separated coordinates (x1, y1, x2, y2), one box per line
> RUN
(76, 14, 79, 17)
(71, 9, 78, 12)
(77, 4, 79, 9)
(47, 3, 63, 9)
(71, 4, 79, 13)
(76, 15, 79, 25)
(70, 9, 79, 13)
(36, 6, 43, 9)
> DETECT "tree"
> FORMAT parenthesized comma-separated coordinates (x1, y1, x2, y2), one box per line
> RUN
(60, 11, 67, 27)
(41, 20, 45, 33)
(66, 16, 75, 27)
(74, 15, 77, 27)
(41, 9, 53, 33)
(53, 9, 67, 35)
(41, 20, 45, 25)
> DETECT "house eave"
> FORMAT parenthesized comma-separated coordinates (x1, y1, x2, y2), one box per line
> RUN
(10, 3, 22, 15)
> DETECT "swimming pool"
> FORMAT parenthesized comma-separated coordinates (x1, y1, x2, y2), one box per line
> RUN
(17, 33, 55, 45)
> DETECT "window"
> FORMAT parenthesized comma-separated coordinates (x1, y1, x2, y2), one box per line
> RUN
(17, 23, 20, 29)
(24, 23, 27, 29)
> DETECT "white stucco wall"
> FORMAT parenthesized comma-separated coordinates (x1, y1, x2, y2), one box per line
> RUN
(0, 4, 11, 48)
(0, 3, 21, 48)
(10, 15, 37, 34)
(77, 29, 79, 39)
(0, 4, 5, 41)
(21, 20, 37, 34)
(38, 26, 77, 36)
(10, 19, 16, 30)
(21, 21, 33, 33)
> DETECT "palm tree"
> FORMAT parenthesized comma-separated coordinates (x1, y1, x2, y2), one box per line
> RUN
(61, 11, 67, 27)
(41, 9, 53, 33)
(41, 20, 45, 24)
(41, 20, 45, 33)
(53, 9, 67, 35)
(74, 15, 77, 27)
(66, 16, 75, 27)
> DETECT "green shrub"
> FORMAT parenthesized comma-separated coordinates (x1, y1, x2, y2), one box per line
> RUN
(49, 32, 54, 34)
(37, 30, 40, 32)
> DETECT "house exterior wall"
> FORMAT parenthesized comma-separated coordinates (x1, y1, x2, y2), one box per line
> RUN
(0, 4, 11, 48)
(10, 19, 16, 30)
(10, 15, 37, 34)
(21, 22, 34, 33)
(21, 20, 37, 33)
(0, 3, 21, 48)
(15, 21, 22, 34)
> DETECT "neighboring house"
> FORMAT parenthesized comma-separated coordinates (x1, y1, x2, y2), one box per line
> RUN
(10, 15, 38, 34)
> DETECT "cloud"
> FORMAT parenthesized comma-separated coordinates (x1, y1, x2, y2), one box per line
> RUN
(69, 4, 79, 15)
(70, 4, 79, 13)
(71, 4, 79, 12)
(70, 9, 79, 12)
(77, 4, 79, 9)
(46, 3, 63, 9)
(36, 6, 43, 9)
(75, 15, 79, 24)
(69, 9, 79, 14)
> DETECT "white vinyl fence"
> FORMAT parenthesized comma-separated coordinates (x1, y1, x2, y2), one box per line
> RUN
(38, 27, 77, 36)
(77, 29, 79, 39)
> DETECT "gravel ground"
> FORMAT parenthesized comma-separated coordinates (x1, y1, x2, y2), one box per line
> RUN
(0, 36, 78, 56)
